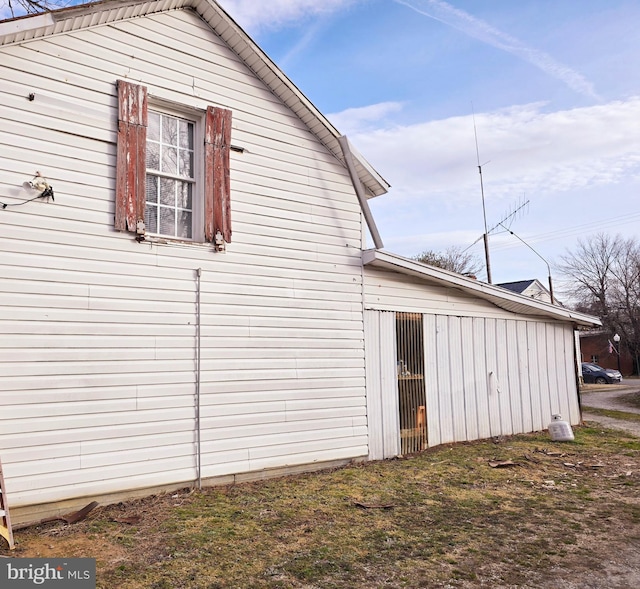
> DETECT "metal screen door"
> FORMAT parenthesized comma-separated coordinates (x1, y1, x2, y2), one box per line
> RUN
(396, 312, 427, 454)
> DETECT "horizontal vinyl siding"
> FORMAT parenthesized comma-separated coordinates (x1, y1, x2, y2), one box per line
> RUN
(0, 9, 368, 509)
(364, 267, 546, 320)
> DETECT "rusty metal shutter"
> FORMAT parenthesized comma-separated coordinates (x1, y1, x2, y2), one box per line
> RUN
(204, 106, 232, 244)
(115, 80, 147, 234)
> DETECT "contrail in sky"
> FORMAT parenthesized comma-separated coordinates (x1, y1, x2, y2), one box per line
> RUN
(393, 0, 601, 101)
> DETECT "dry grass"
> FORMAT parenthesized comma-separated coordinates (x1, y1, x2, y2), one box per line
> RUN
(4, 426, 640, 588)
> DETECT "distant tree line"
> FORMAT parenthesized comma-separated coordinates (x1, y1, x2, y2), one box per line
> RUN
(412, 245, 482, 278)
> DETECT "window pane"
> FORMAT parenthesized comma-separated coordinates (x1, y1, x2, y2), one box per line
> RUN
(161, 146, 178, 175)
(179, 120, 193, 149)
(145, 203, 158, 234)
(148, 111, 160, 142)
(179, 149, 194, 178)
(162, 115, 177, 146)
(146, 175, 158, 204)
(159, 207, 175, 236)
(177, 211, 192, 239)
(160, 178, 175, 206)
(177, 182, 192, 210)
(146, 142, 160, 171)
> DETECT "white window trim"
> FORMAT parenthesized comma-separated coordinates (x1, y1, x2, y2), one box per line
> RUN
(145, 102, 205, 243)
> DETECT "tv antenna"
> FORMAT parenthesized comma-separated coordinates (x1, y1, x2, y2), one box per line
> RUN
(488, 197, 530, 235)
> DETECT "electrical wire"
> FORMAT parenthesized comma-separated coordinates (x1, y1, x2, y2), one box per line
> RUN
(491, 210, 640, 252)
(0, 194, 46, 209)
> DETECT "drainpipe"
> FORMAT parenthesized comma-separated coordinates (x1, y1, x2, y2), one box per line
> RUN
(338, 135, 384, 250)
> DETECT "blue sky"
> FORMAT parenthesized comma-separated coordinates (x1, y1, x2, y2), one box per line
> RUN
(220, 0, 640, 286)
(3, 0, 639, 286)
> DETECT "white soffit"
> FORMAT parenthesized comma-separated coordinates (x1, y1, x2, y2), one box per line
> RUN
(363, 249, 601, 328)
(0, 0, 390, 198)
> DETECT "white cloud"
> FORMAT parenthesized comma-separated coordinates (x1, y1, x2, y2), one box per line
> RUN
(328, 102, 405, 134)
(217, 0, 360, 33)
(348, 97, 640, 210)
(393, 0, 600, 100)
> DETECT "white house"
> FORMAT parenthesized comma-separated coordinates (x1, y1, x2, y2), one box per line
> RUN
(0, 0, 599, 526)
(497, 279, 554, 304)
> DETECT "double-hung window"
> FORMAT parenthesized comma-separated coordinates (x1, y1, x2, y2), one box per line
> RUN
(145, 111, 196, 239)
(115, 80, 232, 247)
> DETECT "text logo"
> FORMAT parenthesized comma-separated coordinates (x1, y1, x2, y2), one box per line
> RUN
(1, 559, 96, 588)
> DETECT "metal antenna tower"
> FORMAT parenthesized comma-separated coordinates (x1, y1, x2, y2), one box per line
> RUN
(473, 109, 492, 283)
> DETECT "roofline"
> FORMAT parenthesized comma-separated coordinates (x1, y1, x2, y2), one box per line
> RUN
(363, 249, 601, 327)
(0, 0, 390, 198)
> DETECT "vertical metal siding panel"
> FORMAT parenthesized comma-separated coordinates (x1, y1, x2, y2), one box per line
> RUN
(473, 317, 491, 440)
(364, 310, 384, 460)
(563, 327, 581, 425)
(435, 315, 455, 444)
(527, 322, 544, 431)
(546, 323, 562, 416)
(461, 317, 479, 441)
(536, 322, 553, 427)
(555, 325, 575, 423)
(506, 320, 523, 434)
(495, 319, 513, 436)
(423, 314, 441, 447)
(448, 316, 467, 442)
(516, 321, 534, 434)
(485, 318, 502, 437)
(380, 312, 400, 457)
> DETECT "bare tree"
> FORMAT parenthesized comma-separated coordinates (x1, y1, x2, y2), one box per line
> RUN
(413, 245, 482, 277)
(557, 233, 640, 373)
(2, 0, 74, 18)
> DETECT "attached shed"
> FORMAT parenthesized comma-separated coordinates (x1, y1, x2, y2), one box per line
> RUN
(363, 251, 600, 459)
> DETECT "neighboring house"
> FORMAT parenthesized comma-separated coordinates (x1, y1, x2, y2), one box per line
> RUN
(578, 329, 633, 376)
(497, 279, 555, 304)
(0, 0, 599, 525)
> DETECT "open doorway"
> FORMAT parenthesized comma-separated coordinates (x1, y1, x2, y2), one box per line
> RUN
(396, 312, 427, 454)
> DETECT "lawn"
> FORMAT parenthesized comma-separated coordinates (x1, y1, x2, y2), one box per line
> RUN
(4, 425, 640, 588)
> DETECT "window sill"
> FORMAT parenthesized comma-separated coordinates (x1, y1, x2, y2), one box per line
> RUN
(139, 235, 222, 252)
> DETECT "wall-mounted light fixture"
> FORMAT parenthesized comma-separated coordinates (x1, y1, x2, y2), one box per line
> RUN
(23, 171, 54, 201)
(1, 172, 55, 210)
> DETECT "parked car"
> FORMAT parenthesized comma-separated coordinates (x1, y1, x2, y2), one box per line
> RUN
(581, 362, 622, 384)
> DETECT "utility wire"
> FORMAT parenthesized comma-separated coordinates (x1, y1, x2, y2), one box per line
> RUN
(491, 210, 640, 251)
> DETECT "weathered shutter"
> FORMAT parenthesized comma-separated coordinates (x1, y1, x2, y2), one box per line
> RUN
(115, 80, 147, 234)
(204, 106, 232, 244)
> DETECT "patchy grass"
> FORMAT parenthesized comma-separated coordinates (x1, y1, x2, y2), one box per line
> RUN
(4, 427, 640, 589)
(583, 405, 640, 423)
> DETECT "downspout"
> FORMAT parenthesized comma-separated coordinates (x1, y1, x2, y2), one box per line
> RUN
(338, 135, 384, 250)
(195, 268, 202, 489)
